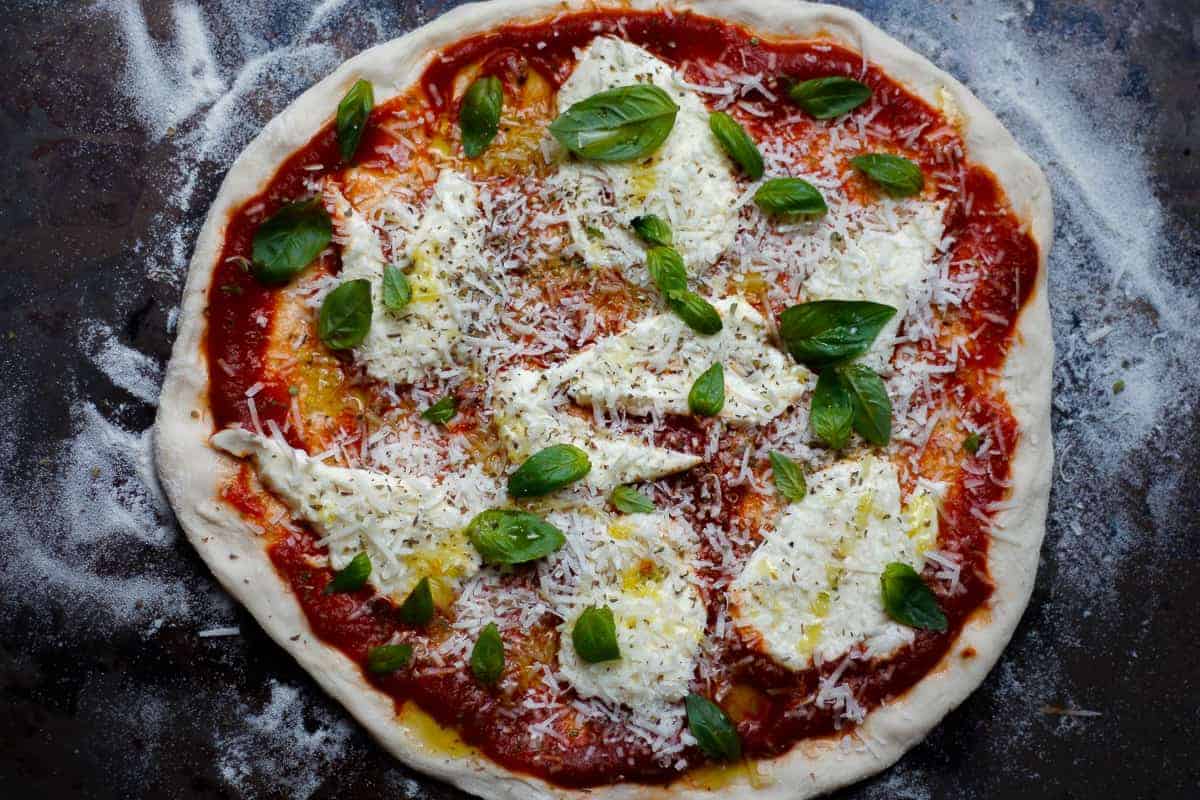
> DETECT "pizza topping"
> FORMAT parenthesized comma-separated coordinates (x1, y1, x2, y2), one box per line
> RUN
(366, 643, 413, 673)
(880, 562, 948, 631)
(380, 264, 412, 312)
(250, 198, 332, 285)
(778, 300, 898, 368)
(630, 213, 673, 247)
(398, 576, 435, 626)
(470, 622, 505, 685)
(324, 551, 371, 594)
(785, 76, 873, 119)
(708, 110, 764, 179)
(753, 177, 828, 217)
(963, 431, 981, 454)
(420, 396, 458, 425)
(768, 451, 807, 502)
(336, 78, 374, 163)
(685, 694, 742, 761)
(318, 278, 372, 350)
(506, 443, 592, 498)
(549, 84, 679, 161)
(464, 508, 566, 565)
(811, 367, 854, 449)
(572, 605, 621, 663)
(459, 75, 503, 158)
(839, 362, 893, 446)
(688, 362, 725, 417)
(851, 153, 925, 197)
(610, 485, 655, 514)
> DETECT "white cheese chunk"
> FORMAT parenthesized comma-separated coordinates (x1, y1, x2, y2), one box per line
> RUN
(330, 169, 491, 385)
(212, 427, 482, 602)
(552, 37, 739, 274)
(550, 296, 810, 426)
(804, 201, 946, 368)
(729, 456, 939, 669)
(543, 509, 706, 715)
(493, 368, 700, 491)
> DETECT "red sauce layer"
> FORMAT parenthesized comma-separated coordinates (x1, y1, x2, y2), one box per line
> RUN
(206, 8, 1041, 788)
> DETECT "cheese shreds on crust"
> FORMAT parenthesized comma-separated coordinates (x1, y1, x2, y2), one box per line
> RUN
(552, 37, 740, 274)
(212, 427, 486, 601)
(730, 456, 940, 669)
(550, 296, 811, 425)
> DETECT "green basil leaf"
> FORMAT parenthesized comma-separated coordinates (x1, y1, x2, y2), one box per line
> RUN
(810, 368, 853, 450)
(572, 606, 620, 663)
(507, 444, 592, 498)
(366, 643, 413, 673)
(689, 363, 725, 417)
(786, 76, 872, 119)
(398, 577, 434, 626)
(669, 291, 723, 335)
(754, 177, 827, 217)
(880, 562, 947, 631)
(325, 551, 371, 594)
(685, 694, 742, 761)
(465, 509, 566, 565)
(838, 363, 892, 445)
(549, 84, 679, 162)
(778, 300, 897, 367)
(963, 432, 981, 454)
(709, 111, 764, 179)
(470, 622, 505, 685)
(251, 199, 333, 285)
(631, 214, 673, 247)
(611, 485, 656, 514)
(381, 264, 412, 311)
(460, 75, 503, 158)
(850, 153, 924, 197)
(337, 79, 374, 162)
(318, 279, 373, 350)
(421, 396, 458, 425)
(646, 246, 688, 296)
(768, 452, 807, 502)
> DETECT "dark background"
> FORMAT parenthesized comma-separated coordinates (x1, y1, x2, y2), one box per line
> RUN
(1, 1, 1197, 798)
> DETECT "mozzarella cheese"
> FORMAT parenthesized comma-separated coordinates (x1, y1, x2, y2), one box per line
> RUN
(493, 368, 700, 491)
(551, 37, 740, 274)
(542, 509, 706, 715)
(549, 296, 810, 426)
(729, 456, 939, 669)
(331, 169, 490, 385)
(804, 201, 946, 368)
(212, 427, 482, 602)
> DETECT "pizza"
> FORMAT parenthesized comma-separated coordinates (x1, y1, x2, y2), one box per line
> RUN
(155, 1, 1053, 797)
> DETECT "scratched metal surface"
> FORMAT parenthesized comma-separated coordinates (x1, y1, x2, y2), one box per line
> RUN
(1, 1, 1197, 798)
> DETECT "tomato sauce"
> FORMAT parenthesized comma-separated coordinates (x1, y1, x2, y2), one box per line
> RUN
(203, 8, 1041, 787)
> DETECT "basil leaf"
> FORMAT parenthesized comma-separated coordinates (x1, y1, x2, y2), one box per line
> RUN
(850, 153, 924, 197)
(251, 199, 333, 285)
(685, 694, 742, 761)
(421, 396, 458, 425)
(645, 245, 687, 296)
(572, 606, 620, 663)
(786, 76, 872, 119)
(460, 75, 503, 158)
(689, 363, 725, 417)
(669, 291, 723, 335)
(709, 111, 764, 179)
(549, 84, 679, 162)
(611, 485, 656, 514)
(318, 278, 373, 350)
(398, 577, 434, 626)
(470, 622, 505, 685)
(838, 363, 892, 445)
(381, 264, 412, 312)
(768, 452, 807, 502)
(366, 643, 413, 673)
(465, 509, 566, 565)
(778, 300, 897, 367)
(754, 177, 827, 217)
(631, 214, 673, 247)
(325, 551, 371, 594)
(880, 562, 947, 631)
(810, 368, 853, 449)
(337, 79, 374, 162)
(507, 444, 592, 497)
(963, 432, 981, 454)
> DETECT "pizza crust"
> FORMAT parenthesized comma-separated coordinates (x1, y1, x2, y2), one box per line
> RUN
(154, 2, 1052, 797)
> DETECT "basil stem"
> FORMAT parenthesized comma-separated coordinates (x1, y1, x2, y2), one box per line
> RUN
(880, 562, 947, 631)
(572, 606, 620, 663)
(318, 278, 373, 350)
(549, 84, 679, 161)
(460, 75, 504, 158)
